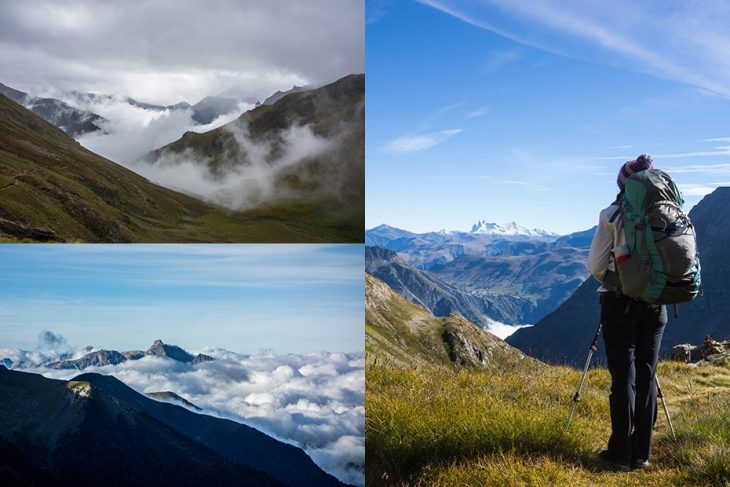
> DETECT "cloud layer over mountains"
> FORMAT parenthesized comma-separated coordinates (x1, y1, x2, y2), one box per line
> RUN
(69, 94, 251, 165)
(0, 0, 363, 104)
(20, 345, 365, 486)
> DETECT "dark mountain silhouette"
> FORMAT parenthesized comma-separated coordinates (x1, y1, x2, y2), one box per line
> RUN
(507, 187, 730, 366)
(0, 366, 347, 486)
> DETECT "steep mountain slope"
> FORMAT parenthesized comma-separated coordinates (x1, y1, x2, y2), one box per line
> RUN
(429, 248, 589, 324)
(507, 187, 730, 366)
(0, 366, 347, 486)
(366, 246, 530, 327)
(0, 366, 282, 486)
(365, 273, 535, 370)
(146, 74, 364, 240)
(0, 82, 104, 138)
(0, 93, 357, 242)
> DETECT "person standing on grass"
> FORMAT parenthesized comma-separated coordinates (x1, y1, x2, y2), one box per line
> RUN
(587, 153, 667, 471)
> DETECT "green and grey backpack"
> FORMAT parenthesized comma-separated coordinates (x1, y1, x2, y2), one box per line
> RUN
(613, 169, 701, 304)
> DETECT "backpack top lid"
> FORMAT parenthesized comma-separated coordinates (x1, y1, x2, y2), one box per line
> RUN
(622, 168, 684, 217)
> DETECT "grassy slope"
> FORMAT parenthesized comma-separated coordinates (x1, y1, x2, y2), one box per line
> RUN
(0, 93, 359, 242)
(366, 276, 730, 486)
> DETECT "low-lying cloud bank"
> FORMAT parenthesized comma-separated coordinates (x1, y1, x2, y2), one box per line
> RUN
(67, 94, 251, 165)
(19, 346, 364, 486)
(136, 123, 337, 211)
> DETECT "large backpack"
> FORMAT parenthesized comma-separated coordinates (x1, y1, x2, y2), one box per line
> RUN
(614, 169, 701, 304)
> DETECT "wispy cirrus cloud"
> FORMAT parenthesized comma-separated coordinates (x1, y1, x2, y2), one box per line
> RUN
(679, 182, 730, 197)
(418, 0, 730, 98)
(384, 128, 463, 153)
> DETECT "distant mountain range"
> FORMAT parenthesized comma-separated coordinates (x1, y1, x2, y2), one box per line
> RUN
(0, 365, 347, 486)
(0, 82, 105, 138)
(366, 223, 590, 269)
(42, 339, 214, 370)
(507, 187, 730, 366)
(365, 222, 592, 330)
(67, 90, 243, 125)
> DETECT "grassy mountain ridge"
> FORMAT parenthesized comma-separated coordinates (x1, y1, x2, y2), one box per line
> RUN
(0, 93, 357, 242)
(365, 274, 535, 370)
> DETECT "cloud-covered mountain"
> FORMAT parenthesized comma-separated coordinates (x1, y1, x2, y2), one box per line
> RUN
(507, 187, 730, 366)
(0, 81, 104, 138)
(139, 74, 364, 240)
(0, 365, 347, 486)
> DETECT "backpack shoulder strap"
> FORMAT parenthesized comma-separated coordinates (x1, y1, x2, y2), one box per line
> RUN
(608, 193, 623, 224)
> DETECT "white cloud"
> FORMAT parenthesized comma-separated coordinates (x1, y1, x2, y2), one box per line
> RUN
(465, 104, 490, 119)
(678, 183, 730, 197)
(23, 348, 365, 486)
(419, 0, 730, 98)
(384, 128, 463, 153)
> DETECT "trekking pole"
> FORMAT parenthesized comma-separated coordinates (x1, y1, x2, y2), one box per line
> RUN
(565, 320, 603, 432)
(655, 374, 677, 440)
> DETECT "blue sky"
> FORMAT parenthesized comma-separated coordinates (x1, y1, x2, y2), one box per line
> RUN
(366, 0, 730, 234)
(0, 245, 364, 353)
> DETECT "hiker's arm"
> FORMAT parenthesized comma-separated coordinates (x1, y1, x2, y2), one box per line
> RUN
(588, 209, 613, 282)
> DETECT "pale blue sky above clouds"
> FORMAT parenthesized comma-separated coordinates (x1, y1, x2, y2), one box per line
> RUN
(366, 0, 730, 234)
(0, 245, 364, 354)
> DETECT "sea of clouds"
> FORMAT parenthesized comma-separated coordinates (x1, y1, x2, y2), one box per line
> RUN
(6, 336, 364, 486)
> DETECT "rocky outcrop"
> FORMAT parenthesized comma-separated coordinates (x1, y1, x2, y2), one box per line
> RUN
(670, 336, 730, 365)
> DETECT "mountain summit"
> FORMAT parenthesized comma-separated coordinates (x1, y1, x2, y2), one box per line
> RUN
(43, 340, 214, 370)
(469, 220, 557, 239)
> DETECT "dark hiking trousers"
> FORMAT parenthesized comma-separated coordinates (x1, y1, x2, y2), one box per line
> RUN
(601, 292, 667, 464)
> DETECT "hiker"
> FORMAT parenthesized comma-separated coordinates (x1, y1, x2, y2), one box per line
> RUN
(587, 154, 667, 471)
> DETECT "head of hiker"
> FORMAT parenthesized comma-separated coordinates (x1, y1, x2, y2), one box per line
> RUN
(617, 154, 653, 192)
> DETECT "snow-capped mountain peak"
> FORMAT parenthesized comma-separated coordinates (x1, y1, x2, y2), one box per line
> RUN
(469, 220, 556, 238)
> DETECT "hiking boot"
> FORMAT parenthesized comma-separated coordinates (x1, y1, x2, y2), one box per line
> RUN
(596, 448, 631, 472)
(631, 458, 651, 470)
